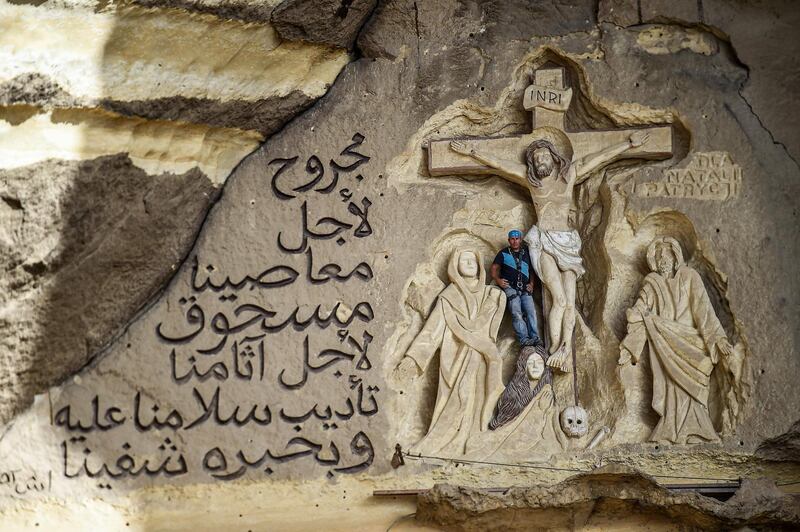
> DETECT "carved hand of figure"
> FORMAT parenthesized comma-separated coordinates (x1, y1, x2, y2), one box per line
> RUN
(626, 305, 647, 323)
(629, 130, 650, 148)
(716, 338, 734, 358)
(449, 140, 474, 156)
(618, 347, 633, 366)
(486, 348, 503, 366)
(394, 357, 422, 381)
(540, 386, 554, 403)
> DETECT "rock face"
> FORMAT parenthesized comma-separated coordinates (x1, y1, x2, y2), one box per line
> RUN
(0, 0, 352, 423)
(757, 418, 800, 462)
(0, 156, 217, 427)
(597, 0, 800, 165)
(271, 0, 378, 49)
(0, 0, 799, 530)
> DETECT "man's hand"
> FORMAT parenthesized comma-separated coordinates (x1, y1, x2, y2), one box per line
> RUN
(393, 357, 422, 381)
(629, 130, 650, 148)
(449, 140, 474, 156)
(526, 282, 534, 293)
(497, 278, 509, 289)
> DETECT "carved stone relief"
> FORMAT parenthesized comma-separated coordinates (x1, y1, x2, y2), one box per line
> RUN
(392, 242, 567, 462)
(3, 9, 799, 522)
(0, 131, 384, 497)
(429, 66, 674, 374)
(560, 405, 589, 439)
(388, 59, 756, 462)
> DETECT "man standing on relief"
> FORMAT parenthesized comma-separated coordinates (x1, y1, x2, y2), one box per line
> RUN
(491, 230, 543, 348)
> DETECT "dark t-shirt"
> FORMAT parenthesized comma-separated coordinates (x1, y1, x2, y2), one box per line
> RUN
(493, 245, 535, 291)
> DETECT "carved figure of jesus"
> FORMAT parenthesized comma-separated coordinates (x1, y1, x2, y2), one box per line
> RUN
(450, 126, 649, 369)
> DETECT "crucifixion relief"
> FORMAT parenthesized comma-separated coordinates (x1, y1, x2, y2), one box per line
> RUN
(427, 67, 674, 371)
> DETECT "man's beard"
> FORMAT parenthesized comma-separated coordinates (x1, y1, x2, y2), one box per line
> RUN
(535, 163, 553, 178)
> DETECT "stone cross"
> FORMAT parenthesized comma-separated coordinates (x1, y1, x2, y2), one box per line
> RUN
(424, 66, 674, 375)
(427, 67, 673, 176)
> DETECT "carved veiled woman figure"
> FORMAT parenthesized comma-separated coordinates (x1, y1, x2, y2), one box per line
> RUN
(466, 348, 566, 461)
(619, 237, 733, 444)
(396, 249, 506, 458)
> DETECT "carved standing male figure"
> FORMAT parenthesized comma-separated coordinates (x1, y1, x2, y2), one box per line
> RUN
(450, 126, 649, 370)
(618, 237, 734, 444)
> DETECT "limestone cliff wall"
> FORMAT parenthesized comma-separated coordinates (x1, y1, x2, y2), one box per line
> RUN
(0, 1, 798, 530)
(0, 0, 359, 424)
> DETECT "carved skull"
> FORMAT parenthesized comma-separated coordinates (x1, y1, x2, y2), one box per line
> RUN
(560, 405, 589, 438)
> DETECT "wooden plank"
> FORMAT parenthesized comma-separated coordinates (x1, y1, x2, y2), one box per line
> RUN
(373, 481, 740, 498)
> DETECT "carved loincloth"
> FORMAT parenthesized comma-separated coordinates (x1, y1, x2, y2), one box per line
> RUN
(525, 225, 585, 278)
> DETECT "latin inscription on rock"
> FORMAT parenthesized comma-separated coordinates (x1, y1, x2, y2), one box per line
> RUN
(631, 152, 742, 200)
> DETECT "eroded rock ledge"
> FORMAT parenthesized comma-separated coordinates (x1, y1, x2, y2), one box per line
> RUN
(416, 466, 800, 531)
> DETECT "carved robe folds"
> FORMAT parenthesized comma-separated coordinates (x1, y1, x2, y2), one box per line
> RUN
(406, 267, 506, 458)
(621, 266, 726, 444)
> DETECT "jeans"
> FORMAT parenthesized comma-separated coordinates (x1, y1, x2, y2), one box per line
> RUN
(503, 287, 541, 345)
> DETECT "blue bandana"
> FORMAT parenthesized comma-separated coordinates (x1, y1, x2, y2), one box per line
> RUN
(508, 230, 522, 238)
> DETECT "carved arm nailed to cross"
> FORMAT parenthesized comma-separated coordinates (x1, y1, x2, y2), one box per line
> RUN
(449, 130, 649, 199)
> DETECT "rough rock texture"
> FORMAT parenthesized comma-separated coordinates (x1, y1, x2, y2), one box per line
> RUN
(272, 0, 378, 49)
(598, 0, 800, 165)
(130, 0, 282, 24)
(0, 3, 350, 133)
(0, 0, 798, 530)
(0, 73, 78, 109)
(757, 418, 800, 462)
(0, 156, 217, 427)
(0, 0, 359, 423)
(597, 0, 638, 27)
(416, 467, 800, 530)
(0, 108, 262, 183)
(101, 90, 317, 136)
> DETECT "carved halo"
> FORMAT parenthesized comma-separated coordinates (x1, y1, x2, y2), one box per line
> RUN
(522, 126, 574, 162)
